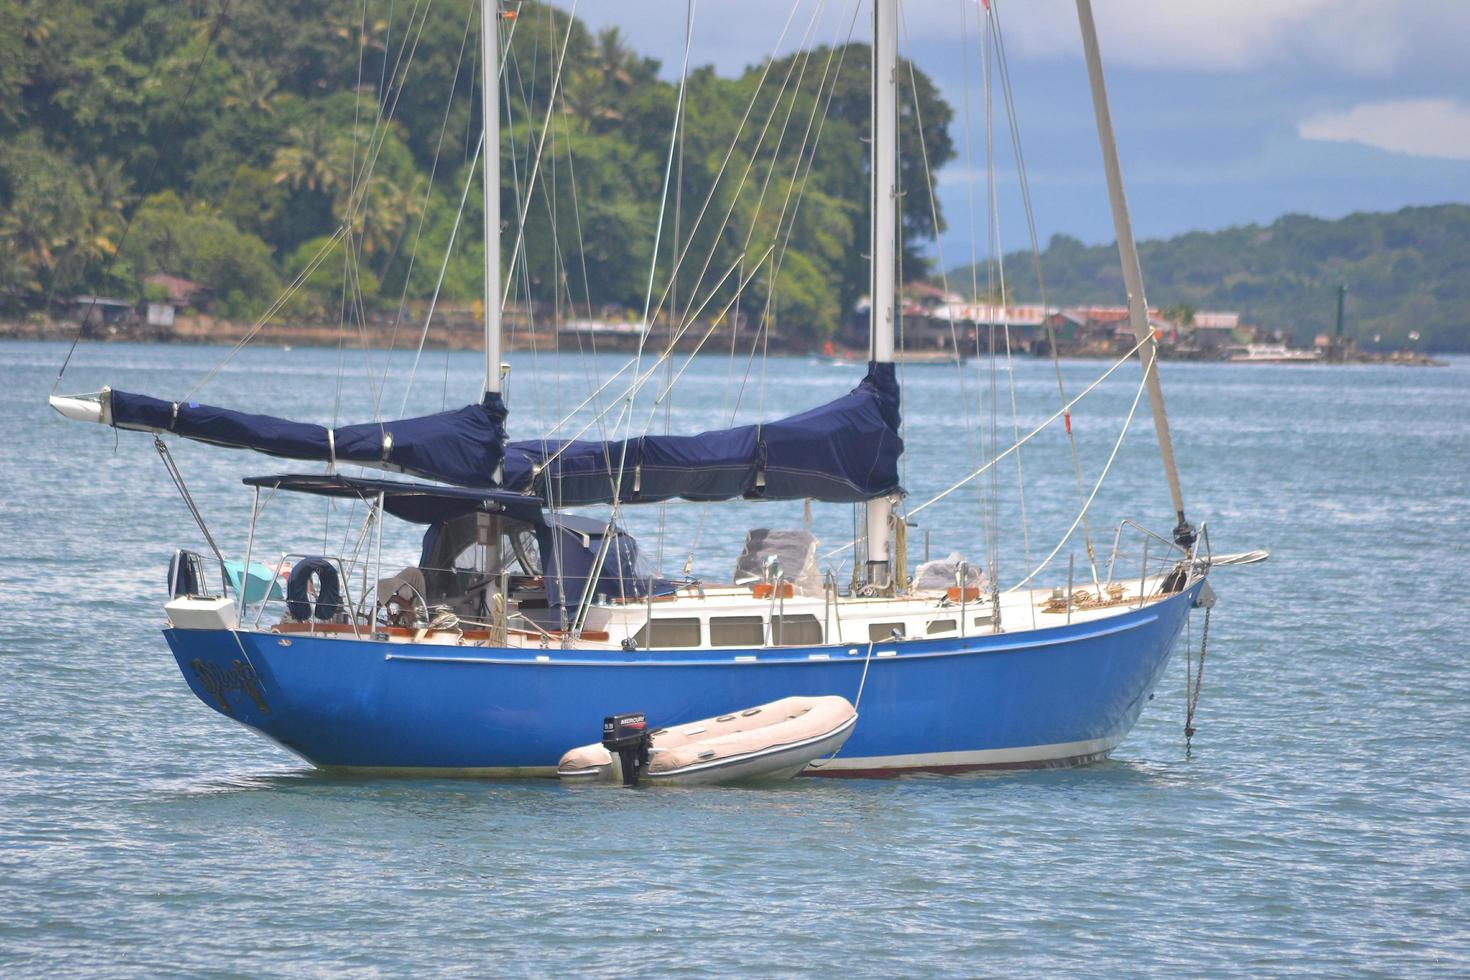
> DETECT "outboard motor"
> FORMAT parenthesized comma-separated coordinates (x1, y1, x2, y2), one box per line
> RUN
(168, 549, 205, 598)
(602, 712, 650, 787)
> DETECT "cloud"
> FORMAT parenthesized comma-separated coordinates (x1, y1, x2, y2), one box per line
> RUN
(1298, 99, 1470, 161)
(579, 1, 1470, 82)
(955, 0, 1438, 76)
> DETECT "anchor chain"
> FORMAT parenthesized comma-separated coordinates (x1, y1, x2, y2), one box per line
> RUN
(1185, 605, 1212, 746)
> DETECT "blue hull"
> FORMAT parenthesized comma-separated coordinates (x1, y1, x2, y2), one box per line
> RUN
(165, 582, 1201, 775)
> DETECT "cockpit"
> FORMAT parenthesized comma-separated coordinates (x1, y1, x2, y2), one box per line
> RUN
(227, 473, 670, 638)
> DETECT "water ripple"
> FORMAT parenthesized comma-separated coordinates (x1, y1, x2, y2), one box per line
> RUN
(2, 343, 1468, 976)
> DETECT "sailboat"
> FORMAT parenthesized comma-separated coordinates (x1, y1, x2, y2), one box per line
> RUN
(49, 0, 1234, 776)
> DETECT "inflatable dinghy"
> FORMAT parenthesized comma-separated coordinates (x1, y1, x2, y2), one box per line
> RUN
(558, 696, 857, 786)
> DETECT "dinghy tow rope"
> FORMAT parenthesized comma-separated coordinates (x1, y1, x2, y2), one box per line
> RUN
(807, 636, 880, 772)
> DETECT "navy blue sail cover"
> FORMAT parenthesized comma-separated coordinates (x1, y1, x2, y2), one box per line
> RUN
(540, 513, 676, 612)
(109, 389, 507, 487)
(109, 363, 899, 502)
(502, 362, 902, 506)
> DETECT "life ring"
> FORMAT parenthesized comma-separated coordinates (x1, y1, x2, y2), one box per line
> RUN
(286, 557, 342, 622)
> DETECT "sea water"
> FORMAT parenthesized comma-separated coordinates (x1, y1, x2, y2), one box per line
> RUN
(1, 340, 1466, 976)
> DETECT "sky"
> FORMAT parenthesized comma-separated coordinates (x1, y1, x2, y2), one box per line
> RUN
(573, 0, 1470, 262)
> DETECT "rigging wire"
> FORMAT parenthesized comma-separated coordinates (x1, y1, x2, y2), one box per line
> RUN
(958, 0, 997, 591)
(595, 0, 852, 438)
(388, 0, 479, 416)
(333, 0, 373, 466)
(181, 0, 441, 403)
(654, 0, 699, 577)
(981, 6, 1035, 624)
(556, 74, 617, 455)
(495, 1, 581, 336)
(650, 0, 836, 424)
(982, 3, 1001, 592)
(684, 1, 863, 576)
(897, 4, 979, 509)
(991, 0, 1101, 588)
(819, 331, 1153, 561)
(1006, 344, 1152, 591)
(342, 0, 437, 418)
(536, 0, 815, 450)
(534, 0, 824, 476)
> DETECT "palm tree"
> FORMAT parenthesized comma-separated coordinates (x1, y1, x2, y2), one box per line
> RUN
(364, 171, 429, 274)
(0, 238, 40, 311)
(564, 27, 649, 129)
(0, 191, 75, 294)
(53, 160, 133, 294)
(271, 123, 352, 197)
(341, 172, 397, 261)
(224, 63, 281, 116)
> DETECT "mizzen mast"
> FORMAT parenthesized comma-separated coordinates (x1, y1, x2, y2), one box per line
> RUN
(480, 0, 503, 398)
(1075, 0, 1193, 546)
(865, 0, 898, 588)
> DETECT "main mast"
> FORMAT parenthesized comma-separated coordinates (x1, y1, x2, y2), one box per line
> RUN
(865, 0, 898, 588)
(1074, 0, 1192, 546)
(480, 0, 502, 398)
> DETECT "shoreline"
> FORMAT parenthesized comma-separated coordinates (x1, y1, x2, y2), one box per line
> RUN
(1, 316, 1449, 365)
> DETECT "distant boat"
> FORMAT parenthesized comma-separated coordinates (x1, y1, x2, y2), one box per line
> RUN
(1226, 343, 1321, 364)
(822, 342, 968, 366)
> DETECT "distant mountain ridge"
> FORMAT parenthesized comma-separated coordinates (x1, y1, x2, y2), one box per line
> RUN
(948, 204, 1470, 352)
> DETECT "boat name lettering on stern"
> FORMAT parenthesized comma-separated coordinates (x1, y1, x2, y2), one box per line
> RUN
(190, 659, 270, 715)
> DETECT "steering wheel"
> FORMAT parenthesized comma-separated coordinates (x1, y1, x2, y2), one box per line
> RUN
(356, 583, 430, 630)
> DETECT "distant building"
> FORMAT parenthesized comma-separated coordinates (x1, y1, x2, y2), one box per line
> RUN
(142, 273, 210, 326)
(64, 296, 134, 327)
(870, 292, 1262, 359)
(143, 273, 209, 306)
(1186, 311, 1242, 351)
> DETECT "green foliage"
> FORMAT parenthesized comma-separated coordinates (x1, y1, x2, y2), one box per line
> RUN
(120, 192, 281, 319)
(951, 206, 1470, 352)
(0, 0, 956, 340)
(286, 234, 380, 316)
(0, 133, 129, 307)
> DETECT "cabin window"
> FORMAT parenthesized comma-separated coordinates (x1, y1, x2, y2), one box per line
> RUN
(632, 617, 702, 649)
(868, 622, 906, 642)
(772, 614, 823, 646)
(926, 619, 957, 635)
(709, 616, 764, 647)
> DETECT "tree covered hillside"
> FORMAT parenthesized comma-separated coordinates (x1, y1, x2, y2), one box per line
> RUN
(958, 205, 1470, 352)
(0, 0, 953, 339)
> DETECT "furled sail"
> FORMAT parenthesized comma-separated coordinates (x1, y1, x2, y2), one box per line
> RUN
(52, 387, 508, 487)
(502, 362, 902, 506)
(50, 363, 898, 502)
